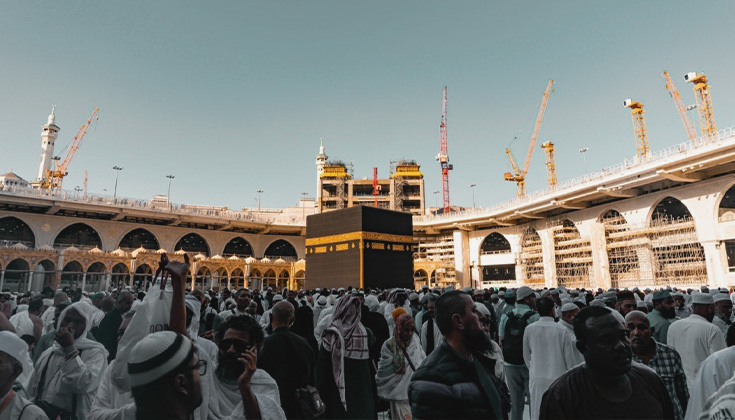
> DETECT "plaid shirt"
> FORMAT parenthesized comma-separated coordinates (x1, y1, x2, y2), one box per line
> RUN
(632, 340, 689, 420)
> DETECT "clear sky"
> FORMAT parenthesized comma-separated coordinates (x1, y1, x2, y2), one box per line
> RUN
(1, 1, 734, 210)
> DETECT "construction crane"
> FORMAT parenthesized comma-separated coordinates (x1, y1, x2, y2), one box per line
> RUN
(503, 79, 554, 197)
(662, 71, 697, 141)
(435, 86, 453, 213)
(372, 167, 379, 207)
(684, 72, 717, 139)
(623, 99, 650, 158)
(540, 141, 557, 187)
(44, 108, 99, 192)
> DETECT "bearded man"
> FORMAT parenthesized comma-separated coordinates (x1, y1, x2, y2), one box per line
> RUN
(649, 290, 677, 344)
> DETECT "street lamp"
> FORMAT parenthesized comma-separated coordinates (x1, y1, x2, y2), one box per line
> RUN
(256, 189, 264, 212)
(112, 166, 123, 200)
(469, 184, 477, 209)
(433, 190, 440, 209)
(74, 186, 82, 197)
(166, 175, 175, 207)
(579, 147, 589, 176)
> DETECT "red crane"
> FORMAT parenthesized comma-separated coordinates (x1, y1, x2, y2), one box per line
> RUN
(372, 167, 379, 207)
(435, 86, 453, 213)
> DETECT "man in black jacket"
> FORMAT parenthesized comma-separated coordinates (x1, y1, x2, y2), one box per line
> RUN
(93, 290, 134, 361)
(409, 291, 506, 419)
(258, 300, 314, 419)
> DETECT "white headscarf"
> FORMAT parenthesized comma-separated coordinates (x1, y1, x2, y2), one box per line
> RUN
(185, 295, 202, 342)
(54, 301, 107, 353)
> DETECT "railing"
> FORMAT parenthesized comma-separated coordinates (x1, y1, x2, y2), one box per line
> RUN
(415, 126, 735, 223)
(0, 185, 305, 225)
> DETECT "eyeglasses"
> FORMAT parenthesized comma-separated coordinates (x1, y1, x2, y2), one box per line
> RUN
(187, 359, 207, 376)
(219, 338, 253, 354)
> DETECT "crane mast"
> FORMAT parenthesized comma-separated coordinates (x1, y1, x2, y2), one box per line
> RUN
(623, 99, 650, 158)
(662, 71, 696, 141)
(45, 107, 99, 193)
(685, 72, 717, 139)
(435, 86, 453, 213)
(540, 141, 557, 187)
(503, 79, 554, 197)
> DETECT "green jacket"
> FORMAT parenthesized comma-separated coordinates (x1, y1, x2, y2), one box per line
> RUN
(408, 341, 504, 419)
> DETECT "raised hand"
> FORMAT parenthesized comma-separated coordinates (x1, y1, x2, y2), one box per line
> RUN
(55, 325, 75, 348)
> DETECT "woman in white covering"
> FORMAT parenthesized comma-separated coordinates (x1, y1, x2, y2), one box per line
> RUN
(375, 312, 426, 420)
(28, 301, 108, 420)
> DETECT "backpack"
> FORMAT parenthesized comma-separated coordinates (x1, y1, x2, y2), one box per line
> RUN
(502, 311, 536, 365)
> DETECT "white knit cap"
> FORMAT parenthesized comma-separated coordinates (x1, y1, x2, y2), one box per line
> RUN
(128, 331, 194, 387)
(561, 303, 579, 313)
(0, 331, 32, 375)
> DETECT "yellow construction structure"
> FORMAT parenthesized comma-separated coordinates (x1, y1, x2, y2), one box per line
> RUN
(623, 99, 650, 158)
(504, 80, 554, 197)
(662, 71, 697, 141)
(540, 141, 557, 187)
(42, 108, 99, 192)
(685, 72, 717, 138)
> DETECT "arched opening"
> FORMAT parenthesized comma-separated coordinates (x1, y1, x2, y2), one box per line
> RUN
(111, 263, 130, 290)
(277, 270, 290, 289)
(196, 267, 211, 290)
(264, 240, 297, 259)
(54, 223, 102, 250)
(720, 184, 735, 222)
(231, 268, 245, 289)
(175, 233, 210, 256)
(249, 268, 262, 290)
(0, 217, 35, 248)
(263, 269, 277, 288)
(649, 197, 706, 285)
(413, 269, 428, 288)
(601, 210, 642, 288)
(213, 267, 228, 291)
(552, 220, 593, 289)
(294, 270, 305, 290)
(31, 260, 55, 292)
(118, 228, 160, 251)
(3, 259, 30, 292)
(652, 196, 692, 222)
(133, 264, 153, 290)
(430, 270, 438, 287)
(60, 261, 84, 290)
(223, 237, 254, 258)
(86, 262, 107, 292)
(520, 228, 544, 285)
(480, 232, 511, 254)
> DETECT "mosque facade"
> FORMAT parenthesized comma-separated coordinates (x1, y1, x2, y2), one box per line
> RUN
(1, 110, 735, 293)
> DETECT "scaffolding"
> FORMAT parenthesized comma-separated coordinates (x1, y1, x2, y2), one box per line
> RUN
(550, 220, 594, 289)
(414, 234, 456, 286)
(519, 228, 545, 287)
(603, 214, 707, 288)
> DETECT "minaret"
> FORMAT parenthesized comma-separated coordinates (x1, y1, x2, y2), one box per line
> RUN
(36, 106, 60, 182)
(315, 138, 328, 212)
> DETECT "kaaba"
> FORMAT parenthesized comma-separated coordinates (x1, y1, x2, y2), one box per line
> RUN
(305, 206, 414, 289)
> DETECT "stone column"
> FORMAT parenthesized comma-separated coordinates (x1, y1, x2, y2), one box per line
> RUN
(105, 273, 111, 292)
(81, 272, 87, 292)
(589, 223, 611, 290)
(453, 230, 471, 287)
(539, 229, 557, 288)
(702, 241, 726, 287)
(0, 269, 4, 291)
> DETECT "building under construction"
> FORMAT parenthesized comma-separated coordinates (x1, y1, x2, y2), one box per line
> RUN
(315, 143, 425, 215)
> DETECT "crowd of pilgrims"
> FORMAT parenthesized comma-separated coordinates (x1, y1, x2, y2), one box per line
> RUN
(1, 262, 735, 420)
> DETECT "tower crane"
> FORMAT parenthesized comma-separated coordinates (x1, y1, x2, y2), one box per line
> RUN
(435, 86, 453, 213)
(684, 72, 717, 139)
(540, 141, 557, 187)
(44, 108, 99, 193)
(662, 71, 697, 141)
(503, 79, 554, 197)
(623, 99, 650, 158)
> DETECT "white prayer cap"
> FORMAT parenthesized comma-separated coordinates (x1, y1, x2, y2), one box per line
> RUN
(475, 302, 491, 317)
(273, 294, 284, 302)
(516, 286, 534, 301)
(43, 299, 53, 307)
(590, 299, 605, 307)
(317, 296, 328, 306)
(692, 293, 715, 305)
(0, 331, 32, 375)
(409, 292, 419, 300)
(632, 287, 639, 292)
(498, 291, 505, 297)
(128, 331, 194, 388)
(561, 303, 578, 313)
(713, 294, 731, 304)
(673, 292, 684, 297)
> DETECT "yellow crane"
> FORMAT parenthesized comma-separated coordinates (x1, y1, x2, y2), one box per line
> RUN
(623, 99, 650, 158)
(540, 141, 557, 187)
(684, 72, 717, 138)
(662, 71, 697, 141)
(43, 108, 99, 192)
(504, 79, 555, 197)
